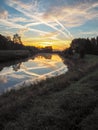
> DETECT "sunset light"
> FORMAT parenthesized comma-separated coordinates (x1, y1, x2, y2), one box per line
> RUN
(0, 0, 98, 50)
(0, 1, 98, 129)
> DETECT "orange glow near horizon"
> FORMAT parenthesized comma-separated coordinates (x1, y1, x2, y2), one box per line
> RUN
(22, 38, 71, 50)
(34, 53, 63, 61)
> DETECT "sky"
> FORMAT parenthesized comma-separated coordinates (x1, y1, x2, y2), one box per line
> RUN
(0, 0, 98, 50)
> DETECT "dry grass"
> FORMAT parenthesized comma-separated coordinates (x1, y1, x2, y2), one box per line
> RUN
(0, 54, 98, 130)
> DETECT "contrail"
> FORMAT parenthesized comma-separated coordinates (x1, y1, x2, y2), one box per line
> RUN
(22, 9, 69, 38)
(23, 70, 40, 77)
(7, 1, 70, 38)
(53, 18, 73, 38)
(28, 28, 48, 34)
(0, 19, 48, 35)
(25, 22, 43, 27)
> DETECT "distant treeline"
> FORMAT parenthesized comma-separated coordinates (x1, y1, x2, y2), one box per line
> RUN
(71, 37, 98, 55)
(0, 34, 39, 53)
(64, 36, 98, 58)
(0, 34, 26, 50)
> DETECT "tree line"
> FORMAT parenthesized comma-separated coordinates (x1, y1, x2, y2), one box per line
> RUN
(64, 36, 98, 58)
(0, 34, 39, 53)
(0, 34, 26, 50)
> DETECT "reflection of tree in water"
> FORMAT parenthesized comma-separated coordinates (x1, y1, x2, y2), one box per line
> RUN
(0, 67, 3, 71)
(12, 63, 21, 71)
(43, 54, 52, 59)
(32, 54, 52, 60)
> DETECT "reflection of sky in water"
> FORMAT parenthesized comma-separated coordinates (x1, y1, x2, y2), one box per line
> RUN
(0, 54, 67, 94)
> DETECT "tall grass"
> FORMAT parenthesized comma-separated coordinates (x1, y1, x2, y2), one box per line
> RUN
(0, 54, 98, 130)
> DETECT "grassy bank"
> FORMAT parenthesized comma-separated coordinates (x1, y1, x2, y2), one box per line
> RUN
(0, 50, 30, 62)
(0, 55, 98, 130)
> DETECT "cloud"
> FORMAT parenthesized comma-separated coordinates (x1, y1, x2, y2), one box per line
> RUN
(2, 0, 98, 42)
(42, 31, 59, 38)
(0, 0, 50, 37)
(10, 17, 28, 23)
(25, 22, 43, 28)
(18, 28, 29, 36)
(0, 76, 7, 83)
(42, 1, 98, 27)
(6, 0, 72, 39)
(0, 18, 48, 36)
(6, 0, 39, 13)
(78, 30, 98, 36)
(0, 19, 23, 29)
(0, 7, 8, 19)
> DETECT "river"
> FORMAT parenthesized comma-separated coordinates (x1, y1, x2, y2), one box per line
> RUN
(0, 53, 68, 94)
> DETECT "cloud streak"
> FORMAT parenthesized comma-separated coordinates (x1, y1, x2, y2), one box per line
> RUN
(42, 1, 98, 27)
(0, 0, 98, 46)
(0, 7, 8, 19)
(6, 0, 73, 39)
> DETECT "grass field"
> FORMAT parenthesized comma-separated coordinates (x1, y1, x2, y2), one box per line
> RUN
(0, 55, 98, 130)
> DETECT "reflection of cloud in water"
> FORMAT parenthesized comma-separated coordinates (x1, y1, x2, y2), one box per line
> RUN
(0, 67, 13, 75)
(0, 54, 68, 93)
(0, 75, 7, 83)
(35, 54, 52, 60)
(34, 54, 62, 61)
(8, 74, 26, 79)
(21, 64, 51, 71)
(24, 60, 57, 69)
(40, 65, 67, 79)
(22, 61, 58, 72)
(7, 65, 68, 92)
(22, 70, 40, 77)
(38, 61, 57, 69)
(32, 54, 63, 69)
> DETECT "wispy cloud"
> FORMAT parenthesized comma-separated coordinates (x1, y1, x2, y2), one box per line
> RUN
(5, 0, 73, 39)
(0, 1, 49, 36)
(0, 0, 98, 44)
(0, 7, 8, 19)
(0, 18, 49, 35)
(0, 76, 7, 83)
(42, 1, 98, 27)
(78, 30, 98, 37)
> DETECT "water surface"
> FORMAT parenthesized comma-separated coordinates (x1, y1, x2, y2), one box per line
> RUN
(0, 53, 68, 94)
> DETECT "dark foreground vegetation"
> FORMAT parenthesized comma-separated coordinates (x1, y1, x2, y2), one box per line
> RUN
(0, 34, 39, 61)
(0, 34, 54, 62)
(0, 55, 98, 130)
(64, 36, 98, 59)
(0, 34, 25, 50)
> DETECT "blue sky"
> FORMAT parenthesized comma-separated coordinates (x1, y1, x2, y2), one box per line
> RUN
(0, 0, 98, 49)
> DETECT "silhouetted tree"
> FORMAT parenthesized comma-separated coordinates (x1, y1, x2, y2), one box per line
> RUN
(12, 63, 21, 71)
(96, 36, 98, 46)
(13, 34, 22, 44)
(63, 47, 73, 58)
(69, 36, 98, 56)
(6, 36, 11, 41)
(0, 34, 25, 50)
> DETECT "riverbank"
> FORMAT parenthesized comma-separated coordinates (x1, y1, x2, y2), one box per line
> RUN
(0, 50, 30, 62)
(0, 55, 98, 130)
